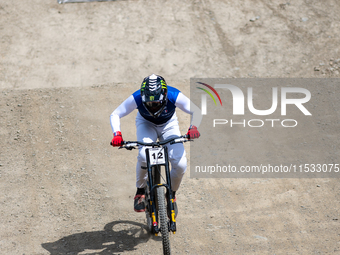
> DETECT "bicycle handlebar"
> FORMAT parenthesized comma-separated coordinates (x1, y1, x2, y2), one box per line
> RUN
(111, 135, 191, 150)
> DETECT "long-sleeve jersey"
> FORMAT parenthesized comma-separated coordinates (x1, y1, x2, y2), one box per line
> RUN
(110, 86, 202, 132)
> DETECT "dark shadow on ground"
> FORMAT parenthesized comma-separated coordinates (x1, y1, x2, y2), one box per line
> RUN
(41, 220, 153, 255)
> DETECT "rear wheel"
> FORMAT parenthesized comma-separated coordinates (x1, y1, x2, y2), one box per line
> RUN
(157, 187, 171, 255)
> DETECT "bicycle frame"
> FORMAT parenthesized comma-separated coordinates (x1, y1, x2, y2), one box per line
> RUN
(114, 135, 190, 255)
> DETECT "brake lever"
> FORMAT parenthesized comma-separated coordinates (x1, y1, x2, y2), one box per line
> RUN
(119, 146, 136, 150)
(170, 137, 193, 145)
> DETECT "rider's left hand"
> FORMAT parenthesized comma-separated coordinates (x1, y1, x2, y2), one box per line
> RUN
(186, 125, 200, 139)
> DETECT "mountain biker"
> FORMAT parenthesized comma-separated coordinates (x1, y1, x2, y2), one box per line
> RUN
(110, 74, 202, 217)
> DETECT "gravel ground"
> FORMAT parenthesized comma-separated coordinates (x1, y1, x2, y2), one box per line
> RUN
(1, 0, 339, 254)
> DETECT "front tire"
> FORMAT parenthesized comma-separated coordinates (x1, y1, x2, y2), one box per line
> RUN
(157, 187, 171, 255)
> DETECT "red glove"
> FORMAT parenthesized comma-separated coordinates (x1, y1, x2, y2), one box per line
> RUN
(111, 131, 123, 146)
(186, 125, 200, 139)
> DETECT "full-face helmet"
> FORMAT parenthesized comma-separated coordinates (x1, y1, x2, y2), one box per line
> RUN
(140, 74, 168, 118)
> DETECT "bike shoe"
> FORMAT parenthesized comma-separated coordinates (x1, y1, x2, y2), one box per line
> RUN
(134, 194, 146, 212)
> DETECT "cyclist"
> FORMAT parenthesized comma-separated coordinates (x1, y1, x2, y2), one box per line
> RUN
(110, 74, 201, 216)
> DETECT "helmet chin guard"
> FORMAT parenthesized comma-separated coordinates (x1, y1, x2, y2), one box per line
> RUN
(141, 74, 168, 118)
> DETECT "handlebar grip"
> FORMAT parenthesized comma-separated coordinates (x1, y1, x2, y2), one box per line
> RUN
(111, 141, 127, 146)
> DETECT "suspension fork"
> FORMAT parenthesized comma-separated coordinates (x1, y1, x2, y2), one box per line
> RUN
(163, 146, 177, 232)
(146, 148, 160, 233)
(145, 146, 176, 232)
(147, 168, 158, 231)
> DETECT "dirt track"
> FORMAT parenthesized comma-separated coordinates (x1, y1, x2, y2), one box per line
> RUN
(1, 0, 340, 254)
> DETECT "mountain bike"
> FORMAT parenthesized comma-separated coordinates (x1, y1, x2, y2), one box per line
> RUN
(117, 135, 191, 255)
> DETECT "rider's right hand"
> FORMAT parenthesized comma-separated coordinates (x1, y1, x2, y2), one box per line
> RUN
(111, 131, 124, 146)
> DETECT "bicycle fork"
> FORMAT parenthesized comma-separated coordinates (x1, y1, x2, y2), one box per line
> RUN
(145, 146, 177, 235)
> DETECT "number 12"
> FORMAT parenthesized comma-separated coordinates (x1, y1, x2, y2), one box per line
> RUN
(152, 151, 163, 160)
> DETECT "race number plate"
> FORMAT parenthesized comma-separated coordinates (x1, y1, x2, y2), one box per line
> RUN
(148, 147, 166, 166)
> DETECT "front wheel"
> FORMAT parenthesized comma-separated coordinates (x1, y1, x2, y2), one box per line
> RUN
(157, 187, 171, 255)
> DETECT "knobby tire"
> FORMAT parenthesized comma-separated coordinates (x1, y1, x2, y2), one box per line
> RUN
(157, 187, 171, 255)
